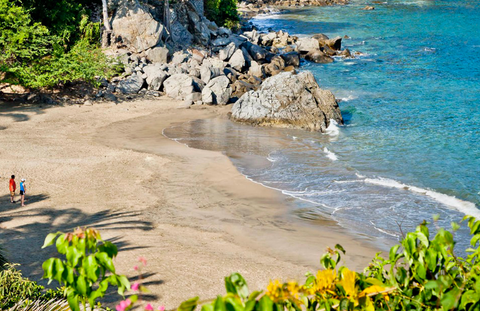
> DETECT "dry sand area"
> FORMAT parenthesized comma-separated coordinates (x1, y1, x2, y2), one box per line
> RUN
(0, 98, 380, 308)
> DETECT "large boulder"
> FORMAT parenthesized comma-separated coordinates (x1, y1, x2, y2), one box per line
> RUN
(219, 42, 236, 61)
(163, 74, 194, 100)
(143, 64, 168, 85)
(229, 49, 246, 71)
(204, 76, 232, 105)
(244, 42, 267, 61)
(230, 71, 343, 132)
(281, 52, 300, 67)
(305, 50, 334, 63)
(116, 74, 144, 94)
(111, 0, 165, 53)
(296, 37, 320, 54)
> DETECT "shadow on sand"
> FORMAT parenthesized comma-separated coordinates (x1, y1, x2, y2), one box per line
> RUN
(0, 193, 162, 304)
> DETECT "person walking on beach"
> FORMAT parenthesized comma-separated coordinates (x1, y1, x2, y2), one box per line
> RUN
(9, 175, 16, 203)
(20, 179, 26, 207)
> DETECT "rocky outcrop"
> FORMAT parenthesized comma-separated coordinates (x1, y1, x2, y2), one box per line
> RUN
(230, 71, 343, 132)
(111, 0, 165, 53)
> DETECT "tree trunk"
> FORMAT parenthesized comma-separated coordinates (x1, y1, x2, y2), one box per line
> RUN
(164, 0, 172, 42)
(102, 0, 112, 47)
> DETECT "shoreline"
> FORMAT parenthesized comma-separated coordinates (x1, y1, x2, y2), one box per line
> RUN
(0, 98, 380, 308)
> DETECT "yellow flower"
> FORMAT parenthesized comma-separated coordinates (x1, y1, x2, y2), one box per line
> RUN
(339, 268, 357, 298)
(315, 269, 336, 294)
(359, 285, 391, 301)
(266, 279, 283, 301)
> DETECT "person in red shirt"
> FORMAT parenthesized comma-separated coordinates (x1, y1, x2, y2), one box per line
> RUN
(9, 175, 16, 203)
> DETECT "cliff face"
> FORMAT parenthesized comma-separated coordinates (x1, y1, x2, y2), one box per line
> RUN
(107, 0, 213, 52)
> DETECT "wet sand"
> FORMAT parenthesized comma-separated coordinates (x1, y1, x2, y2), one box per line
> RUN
(0, 98, 380, 309)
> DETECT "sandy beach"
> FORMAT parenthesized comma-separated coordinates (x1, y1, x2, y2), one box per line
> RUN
(0, 98, 381, 308)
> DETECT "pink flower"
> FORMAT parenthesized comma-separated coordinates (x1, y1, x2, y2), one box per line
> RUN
(138, 256, 147, 266)
(158, 306, 166, 311)
(133, 265, 139, 271)
(145, 304, 154, 311)
(131, 282, 140, 291)
(116, 299, 132, 311)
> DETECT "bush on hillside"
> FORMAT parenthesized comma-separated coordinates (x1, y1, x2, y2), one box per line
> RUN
(205, 0, 239, 29)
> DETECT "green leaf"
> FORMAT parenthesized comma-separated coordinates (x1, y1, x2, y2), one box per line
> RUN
(116, 275, 130, 295)
(99, 241, 118, 258)
(424, 281, 438, 289)
(441, 289, 460, 310)
(56, 234, 68, 254)
(42, 258, 55, 280)
(365, 278, 386, 287)
(214, 296, 227, 311)
(95, 252, 115, 273)
(225, 296, 244, 311)
(459, 290, 479, 310)
(202, 303, 215, 311)
(389, 245, 400, 261)
(178, 297, 199, 311)
(66, 246, 83, 268)
(67, 292, 80, 311)
(76, 275, 88, 296)
(84, 255, 99, 282)
(425, 248, 437, 272)
(416, 232, 429, 247)
(53, 258, 65, 283)
(63, 266, 75, 284)
(256, 295, 273, 311)
(335, 244, 345, 254)
(42, 233, 60, 248)
(225, 273, 249, 300)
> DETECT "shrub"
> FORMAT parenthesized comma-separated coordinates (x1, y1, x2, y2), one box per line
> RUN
(42, 227, 130, 311)
(0, 263, 64, 309)
(205, 0, 239, 29)
(175, 216, 480, 311)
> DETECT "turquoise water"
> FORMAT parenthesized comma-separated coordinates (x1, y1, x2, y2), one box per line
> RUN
(165, 0, 480, 247)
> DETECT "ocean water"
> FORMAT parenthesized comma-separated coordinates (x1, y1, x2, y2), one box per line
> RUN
(164, 0, 480, 249)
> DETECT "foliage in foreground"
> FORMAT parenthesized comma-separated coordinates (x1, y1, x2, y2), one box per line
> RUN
(42, 228, 129, 311)
(0, 263, 64, 309)
(173, 216, 480, 311)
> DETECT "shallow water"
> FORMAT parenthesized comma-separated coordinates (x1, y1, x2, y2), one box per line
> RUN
(165, 0, 480, 250)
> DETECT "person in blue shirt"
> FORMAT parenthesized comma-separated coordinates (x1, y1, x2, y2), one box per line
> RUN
(20, 179, 26, 207)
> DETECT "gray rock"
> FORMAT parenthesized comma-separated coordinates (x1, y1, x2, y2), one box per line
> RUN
(296, 37, 320, 53)
(146, 47, 169, 64)
(230, 71, 343, 132)
(264, 55, 285, 76)
(116, 74, 144, 94)
(281, 52, 300, 67)
(340, 48, 352, 58)
(248, 61, 265, 79)
(244, 42, 267, 61)
(229, 49, 246, 71)
(202, 86, 213, 105)
(242, 30, 260, 45)
(171, 21, 193, 47)
(143, 64, 168, 85)
(212, 37, 232, 47)
(260, 32, 277, 46)
(218, 27, 232, 37)
(312, 33, 329, 46)
(219, 42, 236, 61)
(305, 50, 334, 63)
(83, 100, 93, 106)
(326, 36, 342, 50)
(172, 51, 188, 65)
(200, 65, 223, 84)
(111, 0, 164, 52)
(206, 76, 232, 105)
(163, 74, 194, 100)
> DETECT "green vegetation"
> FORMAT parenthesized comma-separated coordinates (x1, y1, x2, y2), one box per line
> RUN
(0, 0, 117, 89)
(205, 0, 240, 29)
(0, 263, 64, 309)
(174, 216, 480, 311)
(42, 227, 130, 311)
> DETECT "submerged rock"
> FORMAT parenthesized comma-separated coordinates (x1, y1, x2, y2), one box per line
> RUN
(230, 71, 343, 132)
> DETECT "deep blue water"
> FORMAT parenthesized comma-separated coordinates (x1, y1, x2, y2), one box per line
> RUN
(165, 0, 480, 248)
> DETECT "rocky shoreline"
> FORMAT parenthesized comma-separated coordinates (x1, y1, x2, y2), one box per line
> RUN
(10, 0, 357, 133)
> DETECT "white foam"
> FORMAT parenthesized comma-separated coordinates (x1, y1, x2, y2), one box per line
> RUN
(325, 119, 340, 136)
(323, 147, 338, 161)
(363, 177, 480, 219)
(338, 95, 358, 102)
